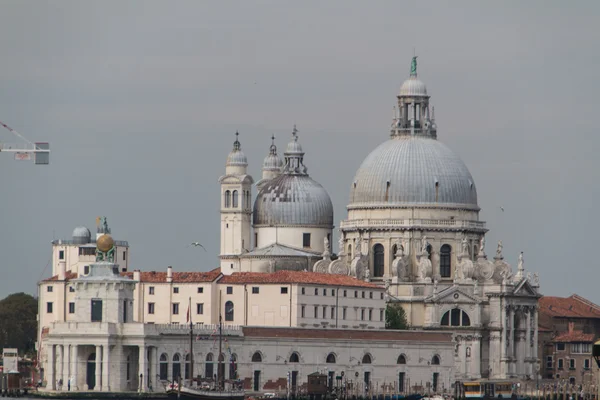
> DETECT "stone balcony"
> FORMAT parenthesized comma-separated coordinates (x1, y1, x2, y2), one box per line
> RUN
(340, 218, 486, 231)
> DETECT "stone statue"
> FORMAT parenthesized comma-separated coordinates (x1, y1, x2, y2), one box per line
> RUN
(324, 236, 330, 253)
(533, 272, 540, 285)
(496, 241, 503, 257)
(480, 236, 486, 254)
(421, 236, 429, 255)
(103, 216, 109, 233)
(364, 267, 371, 282)
(410, 56, 418, 76)
(518, 252, 524, 270)
(461, 236, 469, 255)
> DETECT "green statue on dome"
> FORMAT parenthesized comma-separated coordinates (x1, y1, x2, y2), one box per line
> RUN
(410, 56, 418, 76)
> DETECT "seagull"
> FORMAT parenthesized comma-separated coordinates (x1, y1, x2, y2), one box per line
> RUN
(499, 206, 504, 212)
(187, 242, 206, 251)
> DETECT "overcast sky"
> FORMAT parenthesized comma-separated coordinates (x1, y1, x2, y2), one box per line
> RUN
(0, 1, 598, 302)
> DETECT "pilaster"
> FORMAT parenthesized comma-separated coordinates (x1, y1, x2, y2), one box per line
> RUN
(95, 345, 102, 391)
(102, 344, 110, 391)
(47, 344, 56, 390)
(139, 345, 147, 392)
(72, 345, 79, 391)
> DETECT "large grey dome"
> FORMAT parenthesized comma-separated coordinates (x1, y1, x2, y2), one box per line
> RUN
(349, 136, 478, 209)
(253, 174, 334, 227)
(72, 226, 92, 244)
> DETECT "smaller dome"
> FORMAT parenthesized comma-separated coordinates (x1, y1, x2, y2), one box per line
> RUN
(97, 234, 114, 253)
(263, 153, 283, 171)
(286, 138, 303, 154)
(226, 131, 248, 167)
(399, 76, 428, 97)
(72, 226, 91, 244)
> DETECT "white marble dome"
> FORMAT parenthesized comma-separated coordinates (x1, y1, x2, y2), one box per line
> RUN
(399, 76, 428, 97)
(349, 135, 478, 209)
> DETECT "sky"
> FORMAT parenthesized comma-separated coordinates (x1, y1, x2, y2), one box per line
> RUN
(0, 1, 598, 301)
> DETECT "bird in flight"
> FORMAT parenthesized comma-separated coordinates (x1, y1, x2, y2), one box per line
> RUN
(499, 206, 504, 212)
(187, 242, 206, 251)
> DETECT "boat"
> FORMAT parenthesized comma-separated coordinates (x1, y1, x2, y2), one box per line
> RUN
(166, 297, 245, 400)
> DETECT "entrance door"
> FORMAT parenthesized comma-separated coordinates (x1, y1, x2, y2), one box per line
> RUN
(291, 371, 298, 394)
(253, 370, 261, 392)
(364, 371, 370, 393)
(87, 353, 96, 390)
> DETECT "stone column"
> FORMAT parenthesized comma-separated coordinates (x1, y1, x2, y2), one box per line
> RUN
(95, 345, 102, 391)
(47, 344, 56, 390)
(58, 344, 64, 390)
(532, 307, 539, 377)
(526, 307, 532, 376)
(139, 345, 147, 392)
(501, 304, 510, 377)
(508, 307, 515, 376)
(471, 335, 481, 378)
(72, 345, 79, 391)
(463, 338, 469, 377)
(102, 344, 110, 391)
(66, 345, 71, 390)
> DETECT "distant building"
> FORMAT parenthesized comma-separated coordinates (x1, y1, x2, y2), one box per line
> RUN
(538, 295, 600, 385)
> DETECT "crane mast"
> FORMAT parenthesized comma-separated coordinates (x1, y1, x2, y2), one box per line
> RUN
(0, 120, 50, 164)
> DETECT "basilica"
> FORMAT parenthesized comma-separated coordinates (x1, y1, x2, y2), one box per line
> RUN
(37, 58, 542, 393)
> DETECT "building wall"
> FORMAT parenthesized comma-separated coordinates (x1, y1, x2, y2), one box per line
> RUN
(52, 242, 128, 276)
(255, 227, 332, 255)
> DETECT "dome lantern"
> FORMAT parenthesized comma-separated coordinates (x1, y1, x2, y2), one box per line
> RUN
(225, 131, 248, 175)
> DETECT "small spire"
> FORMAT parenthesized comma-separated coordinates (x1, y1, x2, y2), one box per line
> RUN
(410, 56, 418, 77)
(269, 134, 277, 155)
(233, 131, 241, 151)
(292, 124, 299, 141)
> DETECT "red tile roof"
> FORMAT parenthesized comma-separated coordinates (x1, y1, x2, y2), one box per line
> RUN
(219, 270, 380, 289)
(124, 268, 221, 283)
(42, 272, 78, 282)
(539, 295, 600, 319)
(242, 326, 452, 342)
(553, 331, 595, 343)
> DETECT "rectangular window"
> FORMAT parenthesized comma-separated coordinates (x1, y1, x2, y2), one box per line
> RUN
(571, 343, 592, 354)
(315, 288, 319, 295)
(148, 303, 155, 314)
(123, 250, 126, 261)
(69, 286, 75, 293)
(323, 289, 326, 296)
(227, 286, 233, 295)
(68, 302, 75, 314)
(47, 286, 53, 292)
(369, 309, 372, 321)
(432, 372, 439, 392)
(172, 303, 179, 315)
(314, 306, 318, 318)
(301, 306, 305, 318)
(569, 359, 575, 370)
(252, 287, 260, 294)
(331, 307, 335, 319)
(303, 233, 311, 248)
(254, 233, 258, 248)
(354, 290, 358, 297)
(556, 343, 565, 351)
(173, 287, 179, 294)
(398, 372, 405, 393)
(369, 292, 373, 299)
(46, 302, 53, 313)
(546, 356, 553, 369)
(301, 287, 305, 295)
(59, 250, 65, 260)
(380, 309, 384, 321)
(331, 289, 335, 296)
(84, 265, 90, 275)
(584, 359, 591, 370)
(343, 290, 347, 297)
(123, 300, 128, 322)
(361, 309, 365, 320)
(558, 359, 564, 369)
(78, 247, 96, 256)
(381, 292, 384, 299)
(197, 303, 204, 315)
(362, 291, 365, 298)
(343, 308, 347, 320)
(323, 306, 327, 318)
(91, 299, 102, 322)
(197, 287, 203, 294)
(281, 287, 288, 294)
(149, 286, 155, 295)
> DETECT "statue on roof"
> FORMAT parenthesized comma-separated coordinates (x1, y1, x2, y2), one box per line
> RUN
(461, 236, 469, 255)
(496, 240, 503, 258)
(518, 252, 524, 271)
(421, 236, 429, 255)
(480, 236, 486, 255)
(410, 56, 418, 76)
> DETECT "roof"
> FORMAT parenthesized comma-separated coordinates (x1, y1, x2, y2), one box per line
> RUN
(219, 270, 380, 289)
(124, 268, 221, 283)
(243, 243, 321, 258)
(553, 331, 595, 343)
(43, 271, 78, 282)
(539, 295, 600, 319)
(242, 326, 452, 342)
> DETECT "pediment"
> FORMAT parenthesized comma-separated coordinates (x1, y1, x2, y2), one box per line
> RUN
(218, 174, 254, 184)
(428, 285, 482, 304)
(512, 279, 539, 297)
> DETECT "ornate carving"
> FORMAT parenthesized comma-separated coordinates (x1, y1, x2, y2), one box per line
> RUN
(329, 260, 350, 275)
(313, 260, 329, 274)
(496, 240, 503, 258)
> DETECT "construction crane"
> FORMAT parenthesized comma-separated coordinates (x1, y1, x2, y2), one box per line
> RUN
(0, 120, 50, 164)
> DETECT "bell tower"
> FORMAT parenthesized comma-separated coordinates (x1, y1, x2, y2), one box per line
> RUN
(218, 132, 254, 274)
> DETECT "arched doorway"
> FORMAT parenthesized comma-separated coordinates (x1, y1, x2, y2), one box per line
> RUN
(373, 244, 385, 277)
(86, 353, 96, 390)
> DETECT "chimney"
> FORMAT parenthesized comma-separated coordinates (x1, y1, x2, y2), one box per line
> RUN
(58, 261, 66, 281)
(568, 321, 574, 334)
(167, 266, 173, 283)
(133, 270, 141, 282)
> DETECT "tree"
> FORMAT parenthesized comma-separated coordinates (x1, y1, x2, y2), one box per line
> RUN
(0, 292, 37, 355)
(385, 303, 409, 330)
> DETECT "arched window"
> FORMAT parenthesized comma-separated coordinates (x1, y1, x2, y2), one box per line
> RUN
(289, 352, 300, 363)
(225, 301, 234, 321)
(362, 353, 372, 364)
(440, 244, 452, 278)
(185, 354, 191, 379)
(326, 353, 336, 364)
(373, 244, 385, 277)
(232, 190, 239, 208)
(205, 353, 214, 380)
(172, 353, 181, 380)
(440, 308, 471, 327)
(251, 352, 262, 363)
(229, 354, 238, 379)
(224, 190, 231, 208)
(397, 354, 407, 364)
(159, 353, 168, 380)
(431, 355, 440, 365)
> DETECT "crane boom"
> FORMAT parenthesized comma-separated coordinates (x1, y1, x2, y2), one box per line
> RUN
(0, 120, 50, 164)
